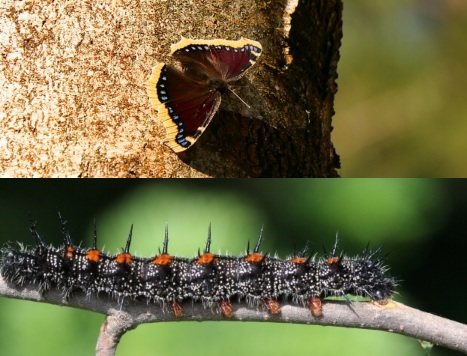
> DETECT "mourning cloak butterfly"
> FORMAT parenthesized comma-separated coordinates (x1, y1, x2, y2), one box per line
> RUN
(1, 216, 396, 318)
(146, 37, 262, 152)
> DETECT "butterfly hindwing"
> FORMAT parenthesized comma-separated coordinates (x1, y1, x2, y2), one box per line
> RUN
(147, 64, 221, 152)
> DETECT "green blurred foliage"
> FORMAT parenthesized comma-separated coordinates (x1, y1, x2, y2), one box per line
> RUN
(0, 180, 466, 356)
(334, 1, 467, 176)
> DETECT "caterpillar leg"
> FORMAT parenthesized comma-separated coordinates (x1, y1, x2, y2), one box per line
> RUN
(170, 301, 184, 317)
(309, 297, 323, 317)
(218, 300, 234, 318)
(264, 298, 281, 315)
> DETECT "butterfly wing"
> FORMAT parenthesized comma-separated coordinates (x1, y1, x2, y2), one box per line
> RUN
(146, 38, 262, 153)
(146, 64, 221, 153)
(171, 37, 262, 82)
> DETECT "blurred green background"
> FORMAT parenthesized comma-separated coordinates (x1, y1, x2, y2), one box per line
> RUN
(334, 1, 467, 177)
(0, 180, 465, 356)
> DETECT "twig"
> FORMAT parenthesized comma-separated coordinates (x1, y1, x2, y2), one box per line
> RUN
(1, 275, 466, 355)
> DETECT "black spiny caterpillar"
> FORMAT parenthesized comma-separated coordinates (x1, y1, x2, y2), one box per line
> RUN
(0, 215, 397, 317)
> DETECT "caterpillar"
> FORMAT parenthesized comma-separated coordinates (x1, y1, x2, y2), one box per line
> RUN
(0, 215, 397, 318)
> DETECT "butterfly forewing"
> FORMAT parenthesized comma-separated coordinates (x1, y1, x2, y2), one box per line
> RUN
(172, 39, 262, 82)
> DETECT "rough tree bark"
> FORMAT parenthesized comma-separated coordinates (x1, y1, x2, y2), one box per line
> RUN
(0, 0, 341, 177)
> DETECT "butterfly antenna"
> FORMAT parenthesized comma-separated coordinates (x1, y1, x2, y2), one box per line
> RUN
(227, 87, 251, 109)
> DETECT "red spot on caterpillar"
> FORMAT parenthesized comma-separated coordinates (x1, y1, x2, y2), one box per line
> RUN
(265, 298, 281, 315)
(115, 253, 133, 265)
(153, 254, 173, 266)
(244, 253, 264, 263)
(219, 300, 233, 318)
(326, 257, 340, 265)
(197, 253, 217, 264)
(86, 249, 101, 263)
(170, 301, 184, 317)
(310, 297, 323, 317)
(290, 256, 307, 264)
(65, 246, 75, 259)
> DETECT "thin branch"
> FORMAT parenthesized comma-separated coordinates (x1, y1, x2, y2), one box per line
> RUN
(1, 275, 466, 356)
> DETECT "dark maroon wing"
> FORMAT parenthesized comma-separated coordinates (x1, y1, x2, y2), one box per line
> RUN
(146, 64, 221, 153)
(171, 38, 262, 82)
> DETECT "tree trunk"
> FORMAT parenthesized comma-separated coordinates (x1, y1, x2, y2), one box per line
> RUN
(0, 0, 341, 177)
